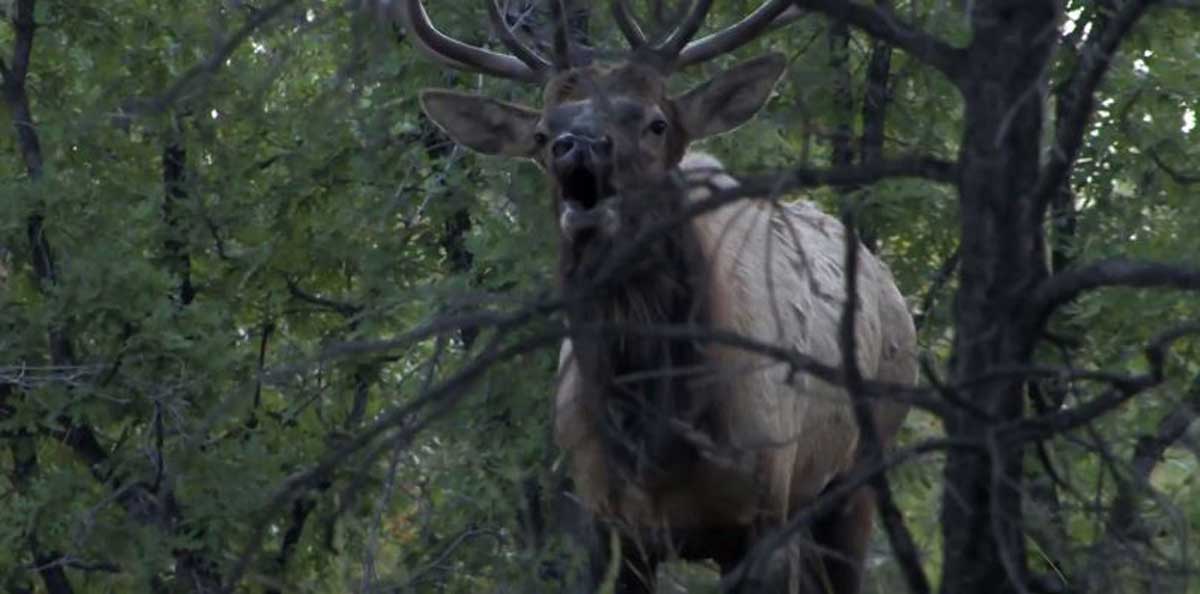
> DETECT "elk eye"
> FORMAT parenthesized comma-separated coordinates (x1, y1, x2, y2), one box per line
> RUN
(647, 119, 668, 136)
(534, 132, 549, 146)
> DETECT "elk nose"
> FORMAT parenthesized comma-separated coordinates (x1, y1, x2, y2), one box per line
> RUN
(552, 134, 612, 163)
(551, 135, 578, 160)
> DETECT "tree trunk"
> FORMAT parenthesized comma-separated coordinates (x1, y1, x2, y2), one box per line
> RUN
(940, 3, 1059, 593)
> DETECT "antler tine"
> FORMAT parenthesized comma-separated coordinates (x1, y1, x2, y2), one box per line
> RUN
(657, 0, 713, 58)
(485, 0, 553, 72)
(612, 0, 647, 49)
(399, 0, 542, 82)
(675, 0, 797, 67)
(549, 0, 572, 71)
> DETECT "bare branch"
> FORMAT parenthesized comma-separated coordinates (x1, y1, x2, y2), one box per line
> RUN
(839, 205, 931, 594)
(724, 437, 981, 590)
(789, 0, 966, 81)
(222, 328, 567, 594)
(737, 154, 958, 194)
(1025, 259, 1200, 331)
(913, 248, 959, 332)
(1003, 322, 1200, 444)
(1106, 379, 1200, 541)
(1146, 146, 1200, 186)
(285, 278, 363, 317)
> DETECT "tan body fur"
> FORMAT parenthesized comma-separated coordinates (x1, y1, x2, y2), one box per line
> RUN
(554, 153, 916, 547)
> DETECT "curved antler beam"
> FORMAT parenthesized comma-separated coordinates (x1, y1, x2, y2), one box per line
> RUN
(399, 0, 542, 82)
(548, 0, 572, 71)
(658, 0, 714, 56)
(677, 0, 796, 67)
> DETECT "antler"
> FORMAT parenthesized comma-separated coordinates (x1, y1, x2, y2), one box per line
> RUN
(659, 0, 713, 57)
(397, 0, 798, 80)
(616, 0, 797, 70)
(399, 0, 569, 82)
(548, 0, 572, 71)
(612, 0, 647, 49)
(676, 0, 799, 67)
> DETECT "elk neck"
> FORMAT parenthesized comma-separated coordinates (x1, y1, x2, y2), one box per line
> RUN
(558, 177, 718, 486)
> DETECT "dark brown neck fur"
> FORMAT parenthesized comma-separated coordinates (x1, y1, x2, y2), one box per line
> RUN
(559, 182, 714, 487)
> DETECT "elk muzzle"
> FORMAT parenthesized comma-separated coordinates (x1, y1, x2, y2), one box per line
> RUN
(561, 195, 621, 243)
(553, 132, 619, 242)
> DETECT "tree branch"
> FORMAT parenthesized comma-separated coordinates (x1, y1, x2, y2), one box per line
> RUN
(790, 0, 966, 81)
(724, 437, 980, 591)
(1025, 259, 1200, 332)
(162, 125, 196, 306)
(1003, 322, 1200, 444)
(3, 0, 43, 179)
(285, 278, 362, 317)
(120, 0, 300, 117)
(839, 206, 931, 594)
(913, 248, 959, 332)
(1106, 376, 1200, 541)
(10, 437, 77, 594)
(737, 154, 958, 194)
(1031, 0, 1162, 215)
(1146, 145, 1200, 186)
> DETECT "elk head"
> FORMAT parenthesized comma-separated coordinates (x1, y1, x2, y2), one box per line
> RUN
(401, 0, 792, 250)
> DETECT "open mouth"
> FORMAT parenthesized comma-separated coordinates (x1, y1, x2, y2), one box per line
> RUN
(560, 167, 614, 209)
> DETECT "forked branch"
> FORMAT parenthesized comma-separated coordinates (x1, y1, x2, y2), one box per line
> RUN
(1025, 259, 1200, 332)
(1003, 322, 1200, 444)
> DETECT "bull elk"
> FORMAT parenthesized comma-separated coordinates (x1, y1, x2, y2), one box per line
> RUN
(397, 1, 917, 592)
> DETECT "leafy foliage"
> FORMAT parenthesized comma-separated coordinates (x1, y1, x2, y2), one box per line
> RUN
(0, 1, 1197, 593)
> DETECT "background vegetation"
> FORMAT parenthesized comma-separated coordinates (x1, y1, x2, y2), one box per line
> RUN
(0, 0, 1197, 593)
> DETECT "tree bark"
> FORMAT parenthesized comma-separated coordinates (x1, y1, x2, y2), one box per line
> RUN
(939, 3, 1059, 593)
(162, 119, 196, 306)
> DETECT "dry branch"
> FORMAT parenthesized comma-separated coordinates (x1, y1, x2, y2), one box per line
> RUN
(839, 206, 931, 594)
(1003, 322, 1200, 444)
(1025, 259, 1200, 332)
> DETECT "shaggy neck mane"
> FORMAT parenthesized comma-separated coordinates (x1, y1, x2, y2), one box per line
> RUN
(559, 186, 715, 486)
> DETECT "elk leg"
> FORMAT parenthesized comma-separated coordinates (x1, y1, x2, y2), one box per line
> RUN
(806, 486, 875, 594)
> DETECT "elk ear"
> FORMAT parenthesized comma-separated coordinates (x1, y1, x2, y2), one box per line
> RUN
(419, 90, 541, 157)
(675, 53, 786, 141)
